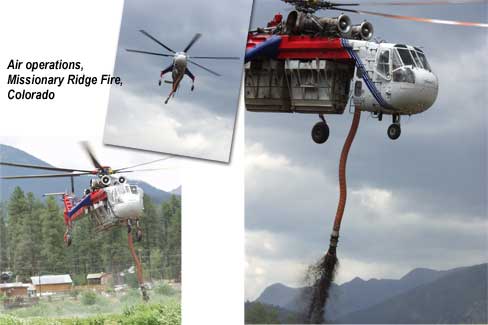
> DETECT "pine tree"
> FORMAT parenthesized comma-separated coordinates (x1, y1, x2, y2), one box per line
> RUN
(161, 195, 181, 281)
(13, 193, 43, 279)
(140, 195, 159, 279)
(0, 204, 8, 271)
(7, 187, 28, 273)
(40, 196, 67, 274)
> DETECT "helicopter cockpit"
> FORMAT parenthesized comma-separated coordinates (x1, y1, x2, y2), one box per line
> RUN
(372, 42, 438, 114)
(375, 44, 433, 82)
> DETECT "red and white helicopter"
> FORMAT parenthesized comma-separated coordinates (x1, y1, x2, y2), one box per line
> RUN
(126, 30, 241, 104)
(0, 143, 172, 247)
(244, 0, 487, 142)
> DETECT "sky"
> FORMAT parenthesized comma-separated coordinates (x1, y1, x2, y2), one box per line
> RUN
(245, 0, 488, 300)
(103, 0, 253, 162)
(0, 136, 181, 192)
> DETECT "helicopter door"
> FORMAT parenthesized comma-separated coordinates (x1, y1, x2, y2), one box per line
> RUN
(375, 49, 392, 101)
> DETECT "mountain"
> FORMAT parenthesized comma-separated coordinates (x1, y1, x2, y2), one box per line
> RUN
(0, 144, 177, 204)
(256, 283, 305, 309)
(253, 263, 487, 323)
(171, 186, 182, 195)
(335, 263, 487, 324)
(256, 268, 446, 318)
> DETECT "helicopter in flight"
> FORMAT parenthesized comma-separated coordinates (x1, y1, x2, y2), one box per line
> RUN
(126, 30, 241, 104)
(244, 0, 487, 143)
(0, 143, 173, 247)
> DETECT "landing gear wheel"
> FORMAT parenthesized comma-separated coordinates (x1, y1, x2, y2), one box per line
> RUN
(158, 80, 161, 86)
(141, 285, 149, 302)
(387, 124, 401, 140)
(136, 229, 143, 242)
(311, 122, 330, 144)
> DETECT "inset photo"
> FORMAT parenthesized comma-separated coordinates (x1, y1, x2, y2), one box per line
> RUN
(103, 0, 253, 162)
(0, 138, 181, 323)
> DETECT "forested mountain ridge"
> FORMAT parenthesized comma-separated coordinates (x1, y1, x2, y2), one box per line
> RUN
(249, 263, 487, 324)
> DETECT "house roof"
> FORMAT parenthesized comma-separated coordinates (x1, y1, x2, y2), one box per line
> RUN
(86, 273, 106, 279)
(0, 282, 30, 289)
(31, 274, 72, 285)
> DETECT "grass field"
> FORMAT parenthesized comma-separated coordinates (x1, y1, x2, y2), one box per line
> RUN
(0, 283, 181, 325)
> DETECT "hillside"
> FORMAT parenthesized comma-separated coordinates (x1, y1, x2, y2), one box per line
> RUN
(252, 263, 487, 324)
(335, 263, 487, 324)
(0, 144, 176, 204)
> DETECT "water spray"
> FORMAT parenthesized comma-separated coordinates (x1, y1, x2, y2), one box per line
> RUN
(307, 108, 361, 324)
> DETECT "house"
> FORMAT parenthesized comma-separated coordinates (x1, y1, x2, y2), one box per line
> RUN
(86, 272, 112, 286)
(30, 275, 73, 293)
(0, 282, 29, 297)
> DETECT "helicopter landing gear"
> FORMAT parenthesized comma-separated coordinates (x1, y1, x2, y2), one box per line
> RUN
(158, 80, 162, 86)
(191, 84, 194, 91)
(141, 285, 149, 302)
(387, 114, 401, 140)
(311, 114, 330, 144)
(135, 219, 143, 242)
(64, 227, 72, 247)
(128, 219, 143, 241)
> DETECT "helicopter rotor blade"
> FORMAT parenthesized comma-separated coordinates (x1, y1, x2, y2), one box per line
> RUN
(183, 33, 202, 53)
(191, 56, 240, 60)
(332, 7, 488, 27)
(126, 49, 174, 57)
(0, 161, 92, 173)
(81, 142, 104, 170)
(188, 59, 221, 76)
(117, 167, 175, 174)
(139, 30, 176, 54)
(1, 172, 91, 180)
(114, 156, 174, 173)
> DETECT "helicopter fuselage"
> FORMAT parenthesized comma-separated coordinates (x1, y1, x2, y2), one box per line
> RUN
(172, 52, 188, 85)
(245, 34, 438, 116)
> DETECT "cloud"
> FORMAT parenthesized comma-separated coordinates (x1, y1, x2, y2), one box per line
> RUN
(245, 120, 487, 300)
(104, 86, 234, 161)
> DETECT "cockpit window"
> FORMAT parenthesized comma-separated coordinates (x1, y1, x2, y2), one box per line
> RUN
(396, 48, 415, 67)
(410, 50, 422, 68)
(376, 50, 390, 79)
(392, 50, 402, 71)
(130, 185, 138, 194)
(416, 51, 431, 71)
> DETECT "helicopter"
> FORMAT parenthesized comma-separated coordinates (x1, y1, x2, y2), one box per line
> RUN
(126, 30, 241, 104)
(244, 0, 487, 143)
(0, 143, 173, 247)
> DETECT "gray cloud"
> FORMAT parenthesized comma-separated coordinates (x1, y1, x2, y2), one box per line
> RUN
(245, 0, 488, 300)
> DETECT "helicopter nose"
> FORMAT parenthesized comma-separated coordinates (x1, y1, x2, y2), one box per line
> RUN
(416, 69, 439, 111)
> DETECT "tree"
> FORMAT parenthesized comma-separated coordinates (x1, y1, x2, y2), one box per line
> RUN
(0, 204, 8, 271)
(245, 302, 281, 324)
(40, 196, 67, 273)
(7, 187, 28, 273)
(13, 193, 43, 279)
(140, 195, 159, 279)
(161, 195, 181, 281)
